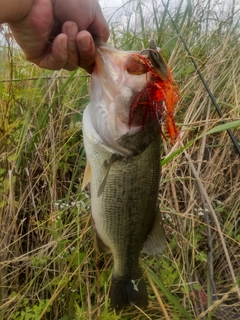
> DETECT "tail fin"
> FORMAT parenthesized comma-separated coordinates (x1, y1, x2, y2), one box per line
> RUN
(110, 269, 148, 311)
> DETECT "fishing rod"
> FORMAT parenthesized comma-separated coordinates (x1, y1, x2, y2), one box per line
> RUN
(161, 0, 240, 156)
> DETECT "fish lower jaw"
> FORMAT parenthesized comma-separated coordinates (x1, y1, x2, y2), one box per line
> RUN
(118, 122, 142, 136)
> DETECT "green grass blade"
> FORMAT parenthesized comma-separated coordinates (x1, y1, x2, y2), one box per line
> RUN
(146, 268, 195, 320)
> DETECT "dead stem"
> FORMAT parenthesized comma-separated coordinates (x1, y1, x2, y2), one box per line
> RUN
(183, 146, 240, 300)
(146, 272, 171, 320)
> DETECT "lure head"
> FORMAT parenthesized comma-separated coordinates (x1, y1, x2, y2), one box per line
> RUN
(128, 40, 180, 143)
(143, 39, 170, 80)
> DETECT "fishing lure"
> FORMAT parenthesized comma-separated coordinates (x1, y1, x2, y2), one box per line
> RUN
(128, 42, 179, 143)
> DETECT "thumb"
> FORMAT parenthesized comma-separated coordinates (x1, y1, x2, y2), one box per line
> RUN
(87, 2, 110, 42)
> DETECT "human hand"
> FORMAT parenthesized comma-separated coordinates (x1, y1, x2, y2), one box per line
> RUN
(8, 0, 110, 72)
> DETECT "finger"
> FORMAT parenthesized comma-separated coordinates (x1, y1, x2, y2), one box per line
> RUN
(76, 31, 96, 73)
(88, 2, 110, 42)
(62, 21, 79, 71)
(37, 34, 69, 70)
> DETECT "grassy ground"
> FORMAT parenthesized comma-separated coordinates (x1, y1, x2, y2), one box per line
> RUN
(0, 0, 240, 319)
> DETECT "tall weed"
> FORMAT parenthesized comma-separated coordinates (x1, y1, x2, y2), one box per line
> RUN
(0, 0, 239, 319)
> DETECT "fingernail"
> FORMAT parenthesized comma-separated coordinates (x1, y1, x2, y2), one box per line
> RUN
(60, 36, 67, 50)
(79, 35, 91, 50)
(65, 23, 78, 40)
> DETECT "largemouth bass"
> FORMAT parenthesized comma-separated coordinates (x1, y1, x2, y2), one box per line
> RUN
(82, 42, 179, 310)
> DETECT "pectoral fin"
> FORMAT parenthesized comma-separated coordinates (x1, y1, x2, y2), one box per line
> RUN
(97, 153, 120, 197)
(82, 161, 92, 191)
(144, 208, 166, 256)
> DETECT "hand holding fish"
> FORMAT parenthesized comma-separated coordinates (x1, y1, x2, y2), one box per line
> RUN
(0, 0, 109, 72)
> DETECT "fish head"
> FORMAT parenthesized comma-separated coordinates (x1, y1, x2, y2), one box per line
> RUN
(88, 44, 153, 155)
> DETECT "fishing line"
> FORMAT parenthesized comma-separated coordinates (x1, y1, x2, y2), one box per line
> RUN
(160, 0, 240, 156)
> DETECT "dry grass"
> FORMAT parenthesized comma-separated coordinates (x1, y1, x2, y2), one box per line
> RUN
(0, 0, 240, 319)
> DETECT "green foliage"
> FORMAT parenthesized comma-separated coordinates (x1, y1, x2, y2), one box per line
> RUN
(9, 294, 52, 320)
(1, 0, 240, 319)
(147, 267, 195, 320)
(159, 258, 180, 285)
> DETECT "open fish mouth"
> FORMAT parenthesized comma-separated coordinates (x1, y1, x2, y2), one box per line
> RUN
(90, 42, 179, 147)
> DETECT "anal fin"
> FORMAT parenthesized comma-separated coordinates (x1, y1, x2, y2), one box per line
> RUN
(144, 208, 166, 256)
(92, 218, 111, 253)
(95, 231, 111, 253)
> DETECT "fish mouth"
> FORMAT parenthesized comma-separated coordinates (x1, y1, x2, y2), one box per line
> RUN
(88, 45, 152, 154)
(92, 45, 153, 119)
